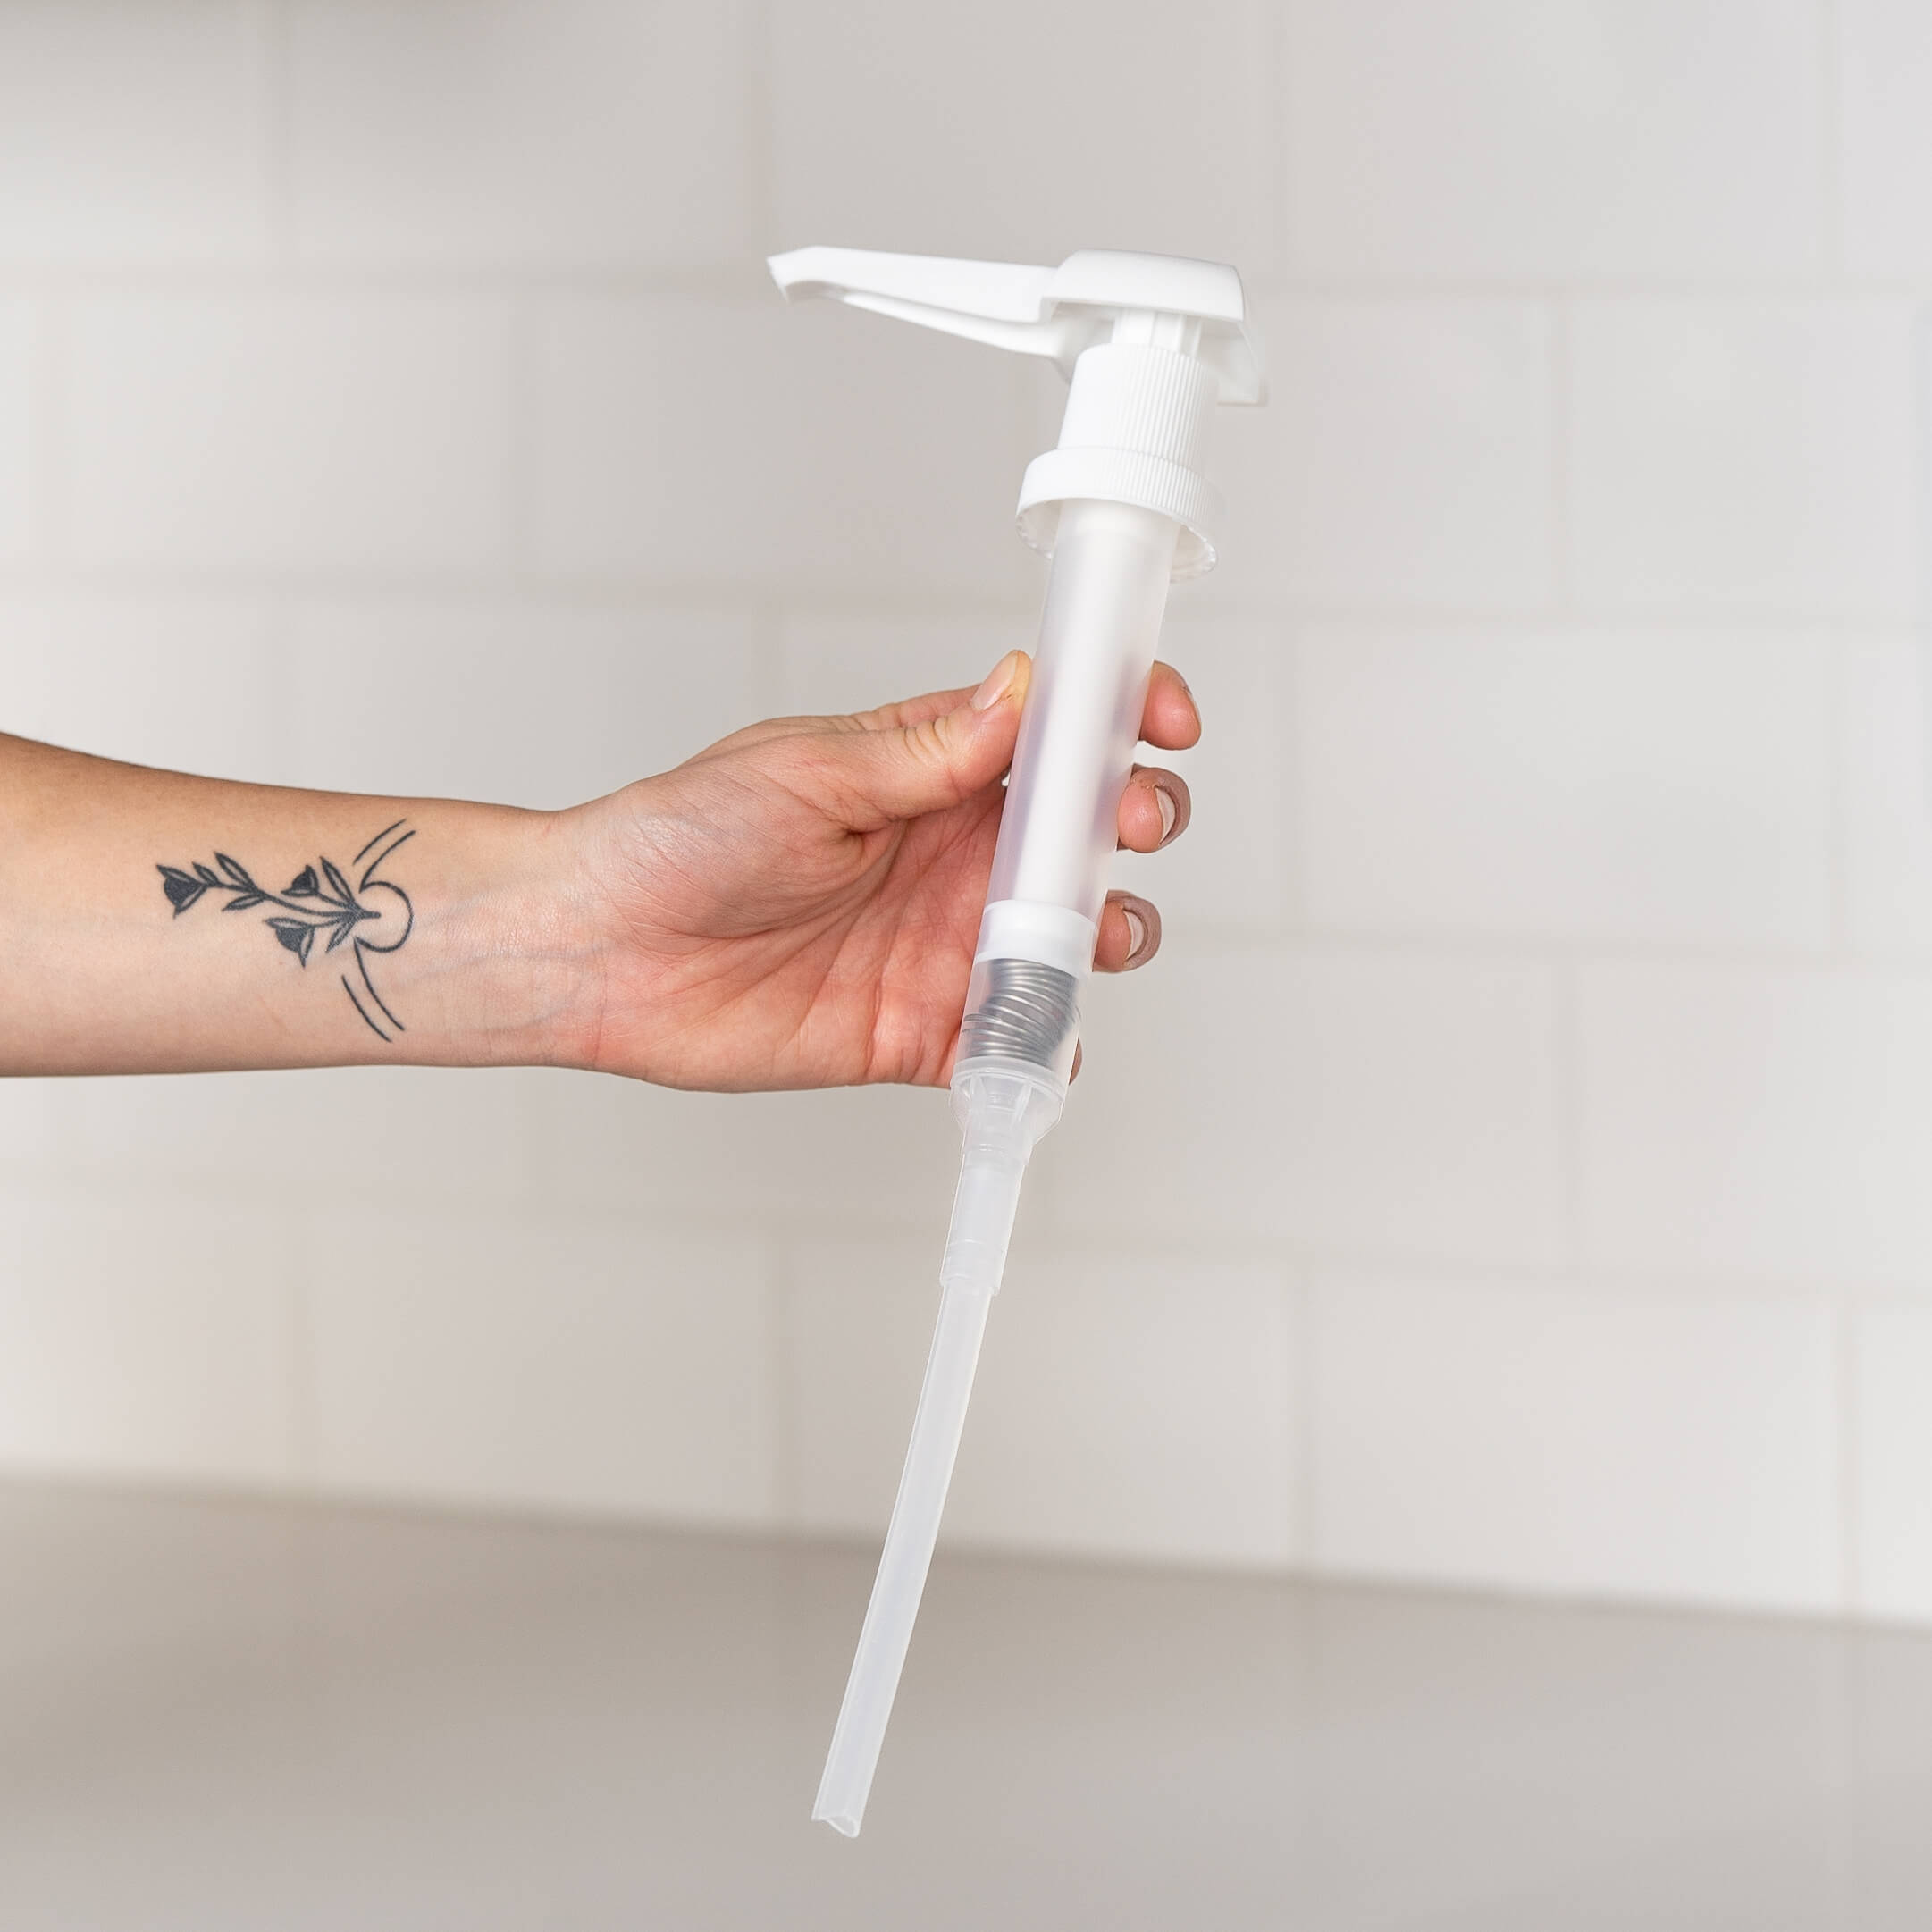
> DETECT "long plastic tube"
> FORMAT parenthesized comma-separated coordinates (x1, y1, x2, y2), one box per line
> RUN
(811, 1275, 994, 1837)
(811, 500, 1182, 1837)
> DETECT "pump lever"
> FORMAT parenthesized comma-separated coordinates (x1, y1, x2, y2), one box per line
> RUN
(769, 244, 1264, 402)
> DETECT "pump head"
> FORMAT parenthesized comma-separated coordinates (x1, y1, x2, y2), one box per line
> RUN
(769, 244, 1264, 577)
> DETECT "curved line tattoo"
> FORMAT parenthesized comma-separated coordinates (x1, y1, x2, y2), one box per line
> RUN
(358, 827, 416, 891)
(341, 973, 390, 1043)
(352, 818, 407, 866)
(354, 943, 405, 1033)
(157, 822, 416, 1040)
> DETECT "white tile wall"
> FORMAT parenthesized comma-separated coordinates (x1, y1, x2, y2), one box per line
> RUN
(1283, 0, 1824, 279)
(1057, 944, 1566, 1265)
(284, 0, 754, 268)
(0, 1178, 298, 1487)
(1213, 300, 1558, 611)
(4, 0, 1932, 1625)
(524, 1074, 968, 1238)
(2, 594, 281, 780)
(0, 3, 269, 264)
(1579, 962, 1932, 1286)
(1851, 1299, 1932, 1619)
(43, 1067, 538, 1217)
(785, 1237, 1301, 1568)
(777, 612, 1032, 718)
(1568, 300, 1918, 618)
(1297, 625, 1834, 946)
(768, 0, 1274, 272)
(0, 302, 31, 563)
(530, 296, 1035, 598)
(305, 1208, 777, 1525)
(279, 600, 767, 803)
(1839, 0, 1932, 275)
(65, 296, 516, 576)
(1112, 613, 1293, 931)
(1310, 1270, 1840, 1612)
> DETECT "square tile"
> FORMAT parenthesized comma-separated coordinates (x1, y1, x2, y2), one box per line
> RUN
(1056, 942, 1566, 1265)
(1852, 1299, 1932, 1618)
(286, 0, 752, 266)
(66, 294, 514, 575)
(1579, 961, 1932, 1285)
(307, 1206, 777, 1525)
(0, 3, 269, 263)
(281, 599, 766, 803)
(1311, 1269, 1839, 1611)
(1210, 299, 1558, 612)
(769, 0, 1273, 272)
(531, 296, 1036, 599)
(0, 1178, 298, 1486)
(1283, 0, 1822, 277)
(1569, 299, 1917, 618)
(1840, 0, 1932, 273)
(1297, 624, 1833, 946)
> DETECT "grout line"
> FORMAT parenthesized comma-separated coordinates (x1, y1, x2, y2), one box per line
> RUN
(749, 596, 789, 715)
(1264, 0, 1293, 285)
(4, 558, 1918, 635)
(259, 0, 296, 263)
(503, 289, 540, 584)
(4, 266, 1932, 305)
(1817, 0, 1845, 277)
(1552, 953, 1585, 1267)
(1289, 1261, 1317, 1571)
(287, 1242, 319, 1497)
(1918, 307, 1932, 674)
(1247, 274, 1932, 301)
(0, 263, 783, 300)
(767, 1233, 800, 1533)
(741, 0, 778, 257)
(19, 1158, 1921, 1314)
(1275, 615, 1311, 932)
(1549, 292, 1575, 612)
(1834, 1297, 1861, 1617)
(1825, 631, 1853, 955)
(28, 293, 67, 568)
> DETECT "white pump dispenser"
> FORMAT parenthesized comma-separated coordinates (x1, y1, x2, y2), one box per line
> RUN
(769, 245, 1265, 1836)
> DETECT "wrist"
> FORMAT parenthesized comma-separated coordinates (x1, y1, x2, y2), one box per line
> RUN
(410, 802, 610, 1073)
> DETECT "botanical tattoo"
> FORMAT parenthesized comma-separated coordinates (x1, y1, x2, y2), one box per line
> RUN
(158, 819, 416, 1042)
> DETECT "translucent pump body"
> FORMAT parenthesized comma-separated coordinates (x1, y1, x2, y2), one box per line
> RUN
(772, 245, 1263, 1837)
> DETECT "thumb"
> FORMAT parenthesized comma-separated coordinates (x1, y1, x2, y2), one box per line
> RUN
(818, 651, 1029, 831)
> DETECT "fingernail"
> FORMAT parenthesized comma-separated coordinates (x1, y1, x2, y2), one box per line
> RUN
(1155, 785, 1178, 845)
(1180, 673, 1200, 727)
(971, 651, 1018, 711)
(1122, 905, 1147, 961)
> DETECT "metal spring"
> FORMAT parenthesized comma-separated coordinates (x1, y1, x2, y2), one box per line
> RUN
(957, 958, 1081, 1071)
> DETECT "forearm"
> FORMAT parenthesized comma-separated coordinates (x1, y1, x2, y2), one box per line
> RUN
(0, 735, 599, 1077)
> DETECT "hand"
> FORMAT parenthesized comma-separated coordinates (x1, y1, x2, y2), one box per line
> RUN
(563, 651, 1201, 1091)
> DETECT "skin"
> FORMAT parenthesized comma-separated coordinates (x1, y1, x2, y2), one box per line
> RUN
(0, 651, 1199, 1088)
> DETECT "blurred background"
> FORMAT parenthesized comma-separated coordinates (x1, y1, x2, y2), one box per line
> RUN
(2, 0, 1931, 1639)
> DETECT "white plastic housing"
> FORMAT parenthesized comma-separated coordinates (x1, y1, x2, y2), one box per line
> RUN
(957, 497, 1180, 1091)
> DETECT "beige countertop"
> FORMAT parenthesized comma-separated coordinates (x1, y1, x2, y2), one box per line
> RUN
(0, 1480, 1924, 1929)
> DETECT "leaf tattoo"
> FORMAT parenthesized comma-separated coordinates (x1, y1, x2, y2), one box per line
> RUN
(157, 819, 416, 1042)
